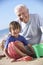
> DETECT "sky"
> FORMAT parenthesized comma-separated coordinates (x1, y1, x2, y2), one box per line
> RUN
(0, 0, 43, 30)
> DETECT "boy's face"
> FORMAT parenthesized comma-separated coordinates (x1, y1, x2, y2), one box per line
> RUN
(11, 28, 20, 37)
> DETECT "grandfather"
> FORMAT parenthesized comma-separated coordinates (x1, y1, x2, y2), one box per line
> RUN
(14, 4, 43, 45)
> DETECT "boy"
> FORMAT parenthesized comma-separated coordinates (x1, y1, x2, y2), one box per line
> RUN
(4, 21, 33, 61)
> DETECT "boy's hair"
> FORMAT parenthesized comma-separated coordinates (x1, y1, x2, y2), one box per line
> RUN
(9, 21, 21, 32)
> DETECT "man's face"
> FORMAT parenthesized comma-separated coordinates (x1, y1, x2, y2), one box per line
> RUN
(16, 8, 29, 23)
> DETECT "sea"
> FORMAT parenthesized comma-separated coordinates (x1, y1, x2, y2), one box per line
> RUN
(0, 28, 9, 42)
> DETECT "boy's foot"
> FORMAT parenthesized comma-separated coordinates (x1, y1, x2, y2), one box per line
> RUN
(10, 59, 16, 62)
(17, 56, 33, 61)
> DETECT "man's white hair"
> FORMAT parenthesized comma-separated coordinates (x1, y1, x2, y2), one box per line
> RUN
(14, 4, 28, 14)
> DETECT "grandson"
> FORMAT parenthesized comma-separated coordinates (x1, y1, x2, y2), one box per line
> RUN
(4, 21, 33, 61)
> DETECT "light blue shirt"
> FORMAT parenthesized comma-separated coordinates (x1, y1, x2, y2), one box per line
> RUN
(18, 14, 43, 45)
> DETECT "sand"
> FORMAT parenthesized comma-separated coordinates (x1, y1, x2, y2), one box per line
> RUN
(0, 44, 43, 65)
(0, 55, 43, 65)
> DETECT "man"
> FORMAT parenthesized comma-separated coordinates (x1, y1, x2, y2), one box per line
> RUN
(14, 4, 43, 45)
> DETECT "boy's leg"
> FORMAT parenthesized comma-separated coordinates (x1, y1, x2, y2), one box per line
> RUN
(14, 41, 35, 57)
(14, 41, 30, 54)
(8, 42, 27, 59)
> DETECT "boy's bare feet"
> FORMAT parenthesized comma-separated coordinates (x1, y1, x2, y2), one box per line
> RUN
(10, 59, 16, 62)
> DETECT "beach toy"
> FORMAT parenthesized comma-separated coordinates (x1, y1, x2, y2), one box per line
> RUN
(32, 43, 43, 58)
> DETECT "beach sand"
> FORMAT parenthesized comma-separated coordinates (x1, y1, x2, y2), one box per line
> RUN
(0, 56, 43, 65)
(0, 49, 43, 65)
(0, 44, 43, 65)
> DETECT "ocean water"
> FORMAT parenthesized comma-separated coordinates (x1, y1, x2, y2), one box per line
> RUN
(0, 28, 9, 42)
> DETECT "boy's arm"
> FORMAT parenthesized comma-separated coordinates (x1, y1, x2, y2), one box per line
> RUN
(4, 48, 11, 58)
(15, 41, 29, 55)
(13, 45, 27, 57)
